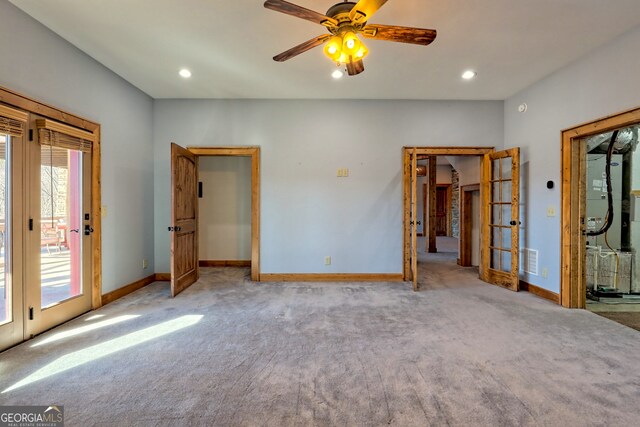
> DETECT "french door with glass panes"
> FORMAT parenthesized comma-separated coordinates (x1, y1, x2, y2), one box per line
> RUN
(480, 148, 520, 291)
(0, 107, 94, 350)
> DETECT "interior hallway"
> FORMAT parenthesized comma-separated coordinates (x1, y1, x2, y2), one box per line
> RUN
(1, 262, 639, 425)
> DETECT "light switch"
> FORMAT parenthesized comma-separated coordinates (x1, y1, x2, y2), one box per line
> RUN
(547, 206, 556, 217)
(336, 168, 349, 177)
(101, 205, 108, 218)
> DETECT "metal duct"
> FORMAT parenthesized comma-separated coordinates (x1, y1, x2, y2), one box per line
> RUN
(586, 126, 638, 154)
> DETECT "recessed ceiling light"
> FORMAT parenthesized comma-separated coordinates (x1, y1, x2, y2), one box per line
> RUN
(331, 69, 344, 79)
(179, 68, 192, 78)
(462, 70, 477, 80)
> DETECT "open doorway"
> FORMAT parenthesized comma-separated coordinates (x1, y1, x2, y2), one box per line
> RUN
(561, 107, 640, 330)
(560, 109, 640, 308)
(403, 147, 521, 292)
(169, 145, 260, 297)
(198, 156, 252, 268)
(415, 155, 482, 283)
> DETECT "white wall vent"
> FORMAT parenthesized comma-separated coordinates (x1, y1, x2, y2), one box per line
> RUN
(521, 248, 539, 275)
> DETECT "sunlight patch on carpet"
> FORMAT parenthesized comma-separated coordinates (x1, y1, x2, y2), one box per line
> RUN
(4, 315, 203, 393)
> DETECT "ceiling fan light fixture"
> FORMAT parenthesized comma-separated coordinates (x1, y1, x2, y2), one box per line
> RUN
(323, 35, 344, 62)
(355, 43, 369, 60)
(341, 31, 361, 56)
(264, 0, 438, 77)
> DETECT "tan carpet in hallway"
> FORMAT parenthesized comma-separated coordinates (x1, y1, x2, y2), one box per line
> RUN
(1, 256, 639, 425)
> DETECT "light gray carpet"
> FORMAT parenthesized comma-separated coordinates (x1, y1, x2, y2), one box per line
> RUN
(1, 255, 640, 426)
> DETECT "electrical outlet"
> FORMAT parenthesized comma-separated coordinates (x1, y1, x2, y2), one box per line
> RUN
(143, 259, 148, 269)
(324, 256, 331, 266)
(541, 267, 548, 278)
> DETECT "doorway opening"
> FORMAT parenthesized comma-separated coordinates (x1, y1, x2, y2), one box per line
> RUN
(561, 107, 640, 330)
(198, 156, 252, 268)
(169, 145, 260, 297)
(403, 147, 521, 292)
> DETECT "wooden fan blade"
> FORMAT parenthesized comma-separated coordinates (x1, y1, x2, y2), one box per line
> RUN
(264, 0, 338, 28)
(273, 35, 331, 62)
(349, 0, 389, 24)
(362, 24, 437, 46)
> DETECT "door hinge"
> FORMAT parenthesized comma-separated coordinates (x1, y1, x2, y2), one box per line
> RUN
(29, 218, 33, 231)
(29, 129, 33, 141)
(198, 182, 203, 198)
(29, 307, 34, 320)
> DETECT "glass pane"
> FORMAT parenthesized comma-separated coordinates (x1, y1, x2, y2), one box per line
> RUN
(492, 182, 501, 203)
(492, 159, 500, 180)
(41, 146, 83, 308)
(501, 180, 512, 204)
(502, 224, 512, 250)
(502, 250, 512, 273)
(492, 203, 504, 227)
(491, 227, 502, 248)
(491, 248, 501, 270)
(501, 205, 512, 226)
(0, 134, 9, 325)
(501, 158, 512, 179)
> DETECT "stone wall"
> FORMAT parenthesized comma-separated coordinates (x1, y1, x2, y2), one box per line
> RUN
(452, 169, 460, 238)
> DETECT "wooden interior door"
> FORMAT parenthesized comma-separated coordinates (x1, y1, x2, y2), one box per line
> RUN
(170, 143, 199, 297)
(435, 186, 448, 236)
(480, 148, 520, 291)
(411, 149, 418, 291)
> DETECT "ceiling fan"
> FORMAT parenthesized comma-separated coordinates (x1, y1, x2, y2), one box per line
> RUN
(264, 0, 437, 76)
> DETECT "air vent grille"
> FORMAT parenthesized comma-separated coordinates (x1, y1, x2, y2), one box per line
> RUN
(521, 248, 539, 275)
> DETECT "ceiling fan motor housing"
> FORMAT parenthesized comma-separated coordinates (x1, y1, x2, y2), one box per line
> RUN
(326, 2, 360, 27)
(327, 2, 357, 18)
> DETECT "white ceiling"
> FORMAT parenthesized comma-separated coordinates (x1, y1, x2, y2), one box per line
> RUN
(10, 0, 640, 100)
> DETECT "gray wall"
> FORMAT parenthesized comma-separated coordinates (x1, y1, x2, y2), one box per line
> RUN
(504, 25, 640, 293)
(0, 2, 155, 294)
(9, 0, 637, 292)
(154, 100, 504, 274)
